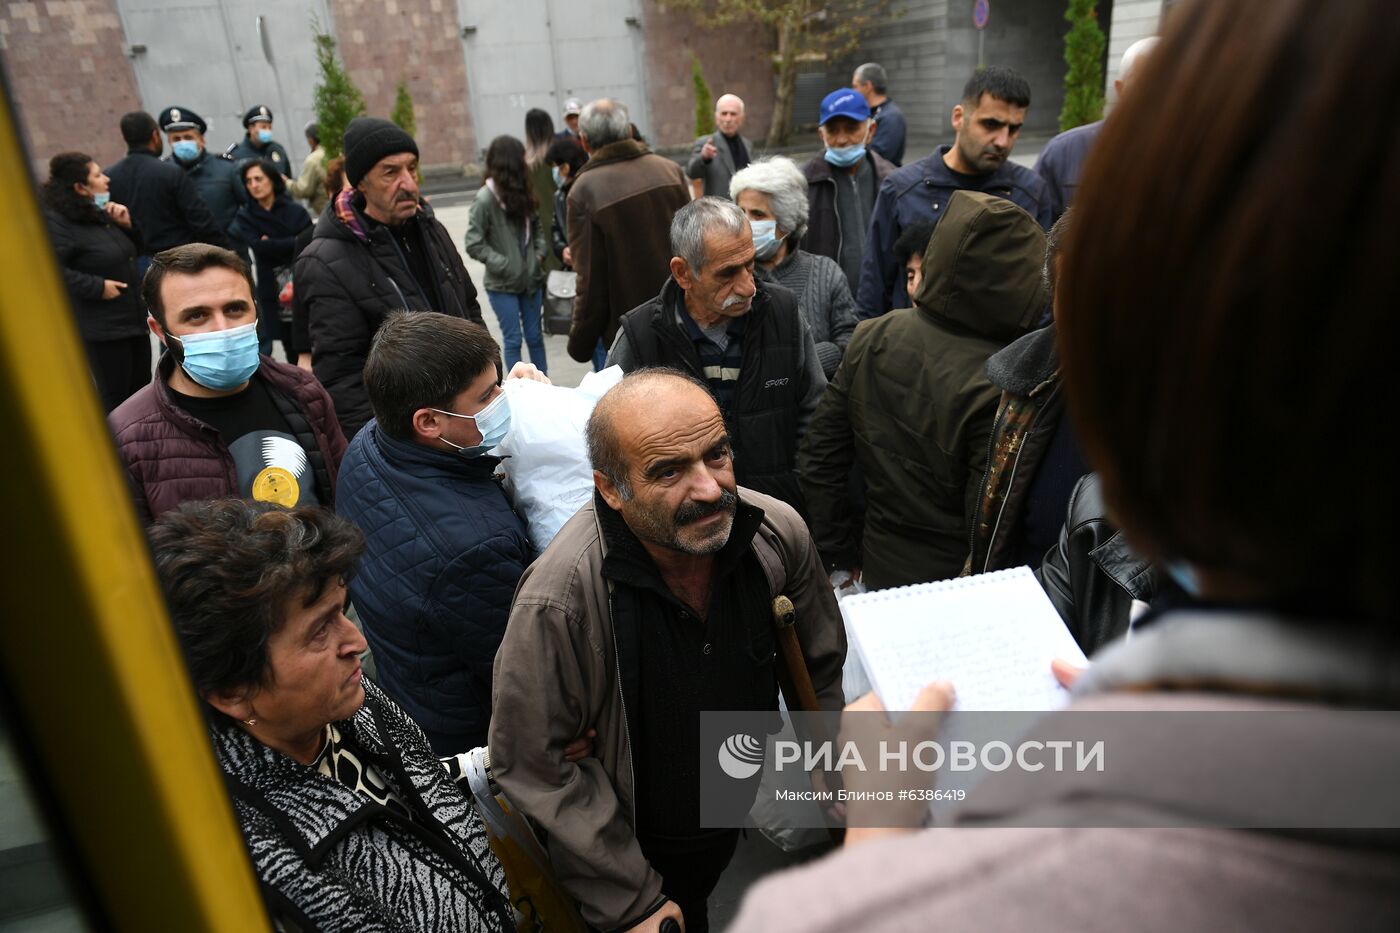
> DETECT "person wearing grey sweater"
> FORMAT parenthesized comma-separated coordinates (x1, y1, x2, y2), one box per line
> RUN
(729, 157, 857, 378)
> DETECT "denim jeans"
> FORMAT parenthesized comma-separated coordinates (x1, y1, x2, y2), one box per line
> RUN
(486, 288, 547, 374)
(592, 337, 608, 371)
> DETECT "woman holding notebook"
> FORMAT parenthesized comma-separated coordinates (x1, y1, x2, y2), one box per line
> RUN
(727, 0, 1400, 929)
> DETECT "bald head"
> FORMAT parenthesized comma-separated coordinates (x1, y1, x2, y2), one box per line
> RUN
(715, 94, 745, 137)
(587, 369, 720, 499)
(1115, 36, 1160, 99)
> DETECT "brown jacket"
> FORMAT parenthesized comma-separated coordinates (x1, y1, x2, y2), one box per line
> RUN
(488, 488, 847, 930)
(565, 139, 689, 363)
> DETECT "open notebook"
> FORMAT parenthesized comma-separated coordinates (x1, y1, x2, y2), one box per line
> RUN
(842, 566, 1089, 711)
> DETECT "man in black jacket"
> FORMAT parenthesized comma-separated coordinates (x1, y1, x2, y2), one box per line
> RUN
(226, 104, 294, 178)
(295, 117, 484, 440)
(160, 106, 245, 237)
(106, 111, 229, 259)
(606, 197, 825, 515)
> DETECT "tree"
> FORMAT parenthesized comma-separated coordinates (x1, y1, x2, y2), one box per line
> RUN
(692, 55, 716, 137)
(1059, 0, 1106, 131)
(663, 0, 891, 148)
(391, 79, 417, 138)
(311, 25, 366, 159)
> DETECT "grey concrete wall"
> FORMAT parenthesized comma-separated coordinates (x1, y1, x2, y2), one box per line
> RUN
(943, 0, 1070, 136)
(821, 0, 1082, 156)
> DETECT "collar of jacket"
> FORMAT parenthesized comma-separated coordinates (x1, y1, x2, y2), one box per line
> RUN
(658, 275, 772, 337)
(328, 189, 433, 244)
(803, 148, 884, 185)
(595, 489, 767, 600)
(575, 138, 650, 176)
(368, 420, 501, 481)
(1089, 531, 1157, 604)
(1074, 609, 1400, 705)
(213, 682, 414, 866)
(918, 144, 1023, 188)
(124, 147, 159, 159)
(150, 349, 257, 440)
(985, 324, 1060, 396)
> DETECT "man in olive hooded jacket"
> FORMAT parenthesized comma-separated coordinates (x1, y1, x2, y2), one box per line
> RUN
(798, 190, 1047, 590)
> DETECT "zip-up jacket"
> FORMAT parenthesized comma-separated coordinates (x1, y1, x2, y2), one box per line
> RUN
(855, 144, 1052, 318)
(967, 324, 1071, 574)
(608, 278, 826, 515)
(108, 352, 345, 523)
(801, 149, 896, 270)
(488, 488, 846, 931)
(800, 191, 1046, 589)
(295, 189, 483, 439)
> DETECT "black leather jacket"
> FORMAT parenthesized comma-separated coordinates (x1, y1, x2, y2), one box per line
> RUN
(1036, 473, 1158, 655)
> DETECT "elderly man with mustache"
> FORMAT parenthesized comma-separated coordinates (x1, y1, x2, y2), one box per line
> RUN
(295, 117, 484, 440)
(606, 197, 827, 517)
(489, 367, 846, 933)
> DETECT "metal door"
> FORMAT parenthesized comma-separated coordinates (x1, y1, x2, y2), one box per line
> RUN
(114, 0, 330, 166)
(458, 0, 648, 155)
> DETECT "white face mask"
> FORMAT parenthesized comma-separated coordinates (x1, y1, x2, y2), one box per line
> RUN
(430, 391, 512, 455)
(750, 218, 787, 260)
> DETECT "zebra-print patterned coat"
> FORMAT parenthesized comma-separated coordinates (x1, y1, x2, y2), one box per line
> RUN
(211, 679, 514, 932)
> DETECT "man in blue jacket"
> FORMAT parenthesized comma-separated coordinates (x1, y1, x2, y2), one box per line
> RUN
(855, 67, 1052, 319)
(335, 311, 544, 755)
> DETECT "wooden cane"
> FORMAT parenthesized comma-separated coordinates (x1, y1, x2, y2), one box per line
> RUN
(771, 595, 845, 845)
(771, 595, 822, 714)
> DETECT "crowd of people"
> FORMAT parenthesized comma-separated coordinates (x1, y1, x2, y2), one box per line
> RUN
(31, 0, 1400, 927)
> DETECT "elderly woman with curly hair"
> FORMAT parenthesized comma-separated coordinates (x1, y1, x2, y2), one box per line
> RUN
(731, 156, 857, 377)
(149, 499, 514, 932)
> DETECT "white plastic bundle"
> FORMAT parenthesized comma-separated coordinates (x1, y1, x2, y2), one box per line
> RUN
(497, 367, 624, 553)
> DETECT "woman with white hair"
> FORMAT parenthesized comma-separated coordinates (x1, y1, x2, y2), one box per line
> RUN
(731, 156, 857, 377)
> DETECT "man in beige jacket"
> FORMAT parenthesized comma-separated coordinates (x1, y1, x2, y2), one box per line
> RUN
(489, 369, 846, 933)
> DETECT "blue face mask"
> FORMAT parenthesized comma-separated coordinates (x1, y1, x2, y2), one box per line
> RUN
(172, 140, 201, 163)
(169, 320, 261, 390)
(432, 391, 512, 456)
(824, 143, 866, 168)
(256, 129, 274, 145)
(552, 165, 563, 187)
(750, 218, 787, 260)
(92, 191, 111, 209)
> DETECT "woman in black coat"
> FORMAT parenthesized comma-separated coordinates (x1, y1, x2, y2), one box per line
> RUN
(544, 136, 587, 267)
(229, 158, 312, 359)
(43, 151, 148, 412)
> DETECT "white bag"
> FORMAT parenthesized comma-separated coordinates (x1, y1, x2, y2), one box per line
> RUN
(497, 367, 624, 552)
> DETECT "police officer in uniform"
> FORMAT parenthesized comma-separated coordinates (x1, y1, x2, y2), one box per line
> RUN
(227, 104, 294, 178)
(161, 106, 246, 236)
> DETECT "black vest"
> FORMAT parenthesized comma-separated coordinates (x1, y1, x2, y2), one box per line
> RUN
(619, 279, 807, 513)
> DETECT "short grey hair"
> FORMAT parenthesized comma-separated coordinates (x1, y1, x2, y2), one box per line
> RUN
(729, 156, 809, 242)
(670, 197, 748, 271)
(579, 99, 630, 149)
(854, 62, 888, 94)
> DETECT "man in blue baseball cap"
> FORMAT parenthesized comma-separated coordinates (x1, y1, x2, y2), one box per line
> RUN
(801, 88, 896, 292)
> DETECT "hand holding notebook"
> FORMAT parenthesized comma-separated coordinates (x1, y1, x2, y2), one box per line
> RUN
(842, 567, 1090, 712)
